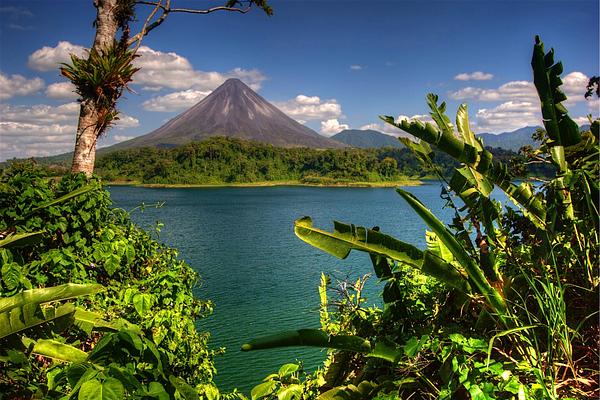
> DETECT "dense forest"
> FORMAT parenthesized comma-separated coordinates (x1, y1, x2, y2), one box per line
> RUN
(88, 137, 535, 185)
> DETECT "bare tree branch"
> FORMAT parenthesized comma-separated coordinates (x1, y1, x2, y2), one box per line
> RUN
(131, 0, 166, 52)
(130, 1, 252, 46)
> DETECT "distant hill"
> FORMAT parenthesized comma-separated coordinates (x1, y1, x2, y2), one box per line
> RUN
(104, 78, 344, 152)
(476, 126, 540, 152)
(476, 125, 591, 152)
(331, 129, 403, 148)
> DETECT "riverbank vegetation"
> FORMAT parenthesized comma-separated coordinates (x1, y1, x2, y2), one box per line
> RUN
(0, 164, 228, 399)
(241, 37, 599, 399)
(27, 136, 539, 186)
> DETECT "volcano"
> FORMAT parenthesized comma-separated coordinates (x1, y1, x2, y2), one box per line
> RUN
(108, 78, 344, 150)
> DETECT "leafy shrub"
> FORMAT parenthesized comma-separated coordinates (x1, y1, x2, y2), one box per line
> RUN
(0, 163, 219, 398)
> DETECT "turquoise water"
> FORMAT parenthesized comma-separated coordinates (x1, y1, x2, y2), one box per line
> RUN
(107, 184, 455, 392)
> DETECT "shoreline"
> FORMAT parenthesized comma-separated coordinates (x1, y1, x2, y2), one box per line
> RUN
(106, 179, 426, 188)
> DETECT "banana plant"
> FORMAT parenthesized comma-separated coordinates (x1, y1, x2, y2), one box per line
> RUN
(242, 37, 598, 396)
(0, 283, 104, 361)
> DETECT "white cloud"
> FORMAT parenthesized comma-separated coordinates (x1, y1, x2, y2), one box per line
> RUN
(573, 116, 591, 126)
(475, 101, 541, 133)
(450, 80, 537, 102)
(0, 6, 33, 18)
(133, 46, 266, 91)
(450, 72, 592, 105)
(27, 42, 266, 93)
(0, 102, 138, 160)
(350, 65, 364, 71)
(113, 135, 136, 143)
(0, 103, 78, 160)
(45, 81, 78, 100)
(115, 115, 140, 129)
(0, 102, 79, 124)
(562, 71, 589, 97)
(142, 89, 212, 112)
(0, 72, 44, 100)
(320, 119, 349, 136)
(28, 41, 86, 71)
(360, 123, 399, 135)
(454, 71, 494, 81)
(274, 95, 343, 121)
(586, 98, 600, 113)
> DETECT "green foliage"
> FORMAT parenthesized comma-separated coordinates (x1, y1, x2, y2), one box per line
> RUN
(245, 37, 599, 399)
(94, 137, 467, 184)
(251, 363, 324, 400)
(0, 166, 219, 398)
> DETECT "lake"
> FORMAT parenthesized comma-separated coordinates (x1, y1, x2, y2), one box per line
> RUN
(107, 183, 456, 392)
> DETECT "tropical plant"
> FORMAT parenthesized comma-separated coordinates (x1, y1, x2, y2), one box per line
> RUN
(242, 36, 599, 399)
(0, 166, 221, 399)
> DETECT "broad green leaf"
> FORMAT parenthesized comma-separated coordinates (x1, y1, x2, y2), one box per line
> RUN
(294, 217, 423, 267)
(0, 231, 44, 249)
(277, 384, 303, 400)
(318, 273, 329, 324)
(456, 104, 483, 152)
(278, 363, 299, 377)
(397, 188, 507, 321)
(469, 384, 494, 400)
(422, 251, 471, 293)
(0, 283, 103, 314)
(251, 381, 277, 400)
(425, 231, 454, 263)
(78, 378, 124, 400)
(427, 93, 454, 137)
(404, 336, 426, 357)
(132, 293, 154, 316)
(33, 184, 95, 212)
(366, 340, 403, 363)
(31, 339, 88, 362)
(550, 145, 567, 172)
(169, 375, 199, 400)
(242, 329, 371, 353)
(146, 382, 169, 400)
(1, 262, 22, 290)
(0, 303, 75, 339)
(107, 365, 142, 392)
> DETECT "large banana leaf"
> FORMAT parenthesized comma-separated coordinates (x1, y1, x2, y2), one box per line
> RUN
(0, 231, 44, 249)
(531, 36, 581, 147)
(241, 329, 371, 353)
(21, 337, 88, 363)
(396, 189, 507, 321)
(294, 218, 470, 293)
(242, 329, 408, 366)
(294, 217, 423, 267)
(0, 303, 75, 339)
(0, 283, 103, 314)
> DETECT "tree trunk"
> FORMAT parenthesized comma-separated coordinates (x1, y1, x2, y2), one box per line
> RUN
(71, 0, 119, 175)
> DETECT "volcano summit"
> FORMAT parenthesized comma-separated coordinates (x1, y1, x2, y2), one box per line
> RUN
(109, 78, 344, 150)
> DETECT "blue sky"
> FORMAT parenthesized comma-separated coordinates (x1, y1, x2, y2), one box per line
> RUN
(0, 0, 598, 160)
